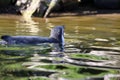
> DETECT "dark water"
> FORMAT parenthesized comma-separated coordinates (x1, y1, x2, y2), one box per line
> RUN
(0, 15, 120, 79)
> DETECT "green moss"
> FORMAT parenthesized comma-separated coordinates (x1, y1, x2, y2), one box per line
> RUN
(0, 76, 49, 80)
(0, 53, 52, 80)
(38, 64, 116, 78)
(69, 53, 108, 60)
(0, 54, 47, 80)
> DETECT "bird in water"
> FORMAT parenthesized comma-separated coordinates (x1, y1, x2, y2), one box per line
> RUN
(1, 25, 64, 52)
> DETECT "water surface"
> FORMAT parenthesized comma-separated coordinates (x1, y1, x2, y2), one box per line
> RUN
(0, 14, 120, 79)
(0, 15, 120, 46)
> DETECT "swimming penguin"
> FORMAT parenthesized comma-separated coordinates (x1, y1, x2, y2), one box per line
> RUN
(1, 25, 64, 51)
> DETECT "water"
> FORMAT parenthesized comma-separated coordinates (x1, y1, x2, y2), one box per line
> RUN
(1, 15, 120, 48)
(0, 14, 120, 79)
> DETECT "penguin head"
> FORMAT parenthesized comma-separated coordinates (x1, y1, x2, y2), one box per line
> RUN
(50, 25, 64, 43)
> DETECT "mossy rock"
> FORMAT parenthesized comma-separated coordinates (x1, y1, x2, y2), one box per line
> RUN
(69, 53, 108, 61)
(38, 64, 116, 78)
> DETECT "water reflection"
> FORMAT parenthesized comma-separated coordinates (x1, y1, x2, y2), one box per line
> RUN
(45, 18, 55, 29)
(15, 16, 40, 35)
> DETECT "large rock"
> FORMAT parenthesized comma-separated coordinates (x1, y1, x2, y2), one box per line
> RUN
(94, 0, 120, 9)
